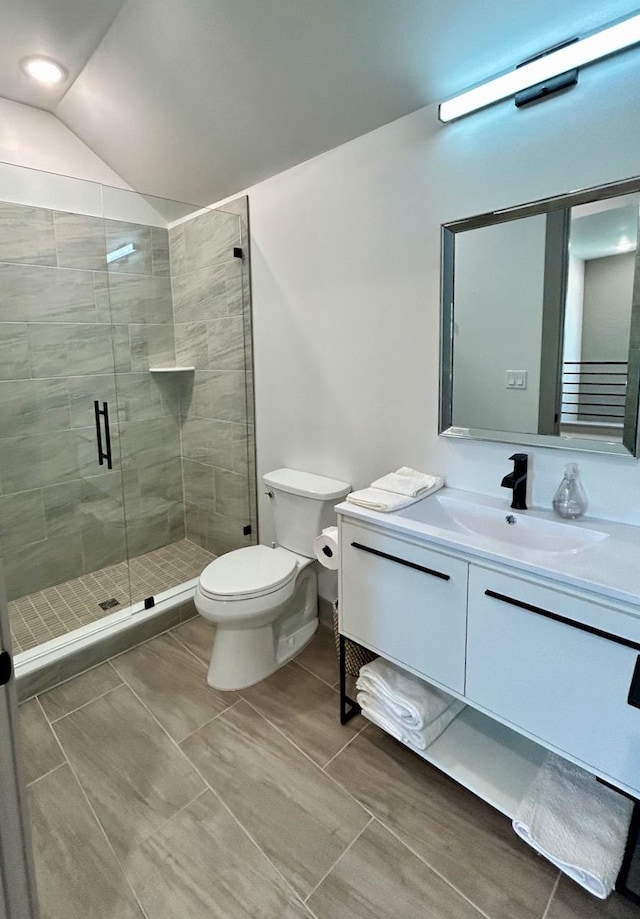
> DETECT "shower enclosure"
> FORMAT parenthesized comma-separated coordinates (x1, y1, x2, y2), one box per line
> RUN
(0, 163, 256, 692)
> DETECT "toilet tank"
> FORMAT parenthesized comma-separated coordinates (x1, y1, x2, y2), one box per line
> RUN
(263, 468, 351, 557)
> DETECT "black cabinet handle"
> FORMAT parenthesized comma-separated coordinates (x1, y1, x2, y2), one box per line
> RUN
(351, 541, 450, 581)
(484, 589, 640, 652)
(94, 400, 113, 470)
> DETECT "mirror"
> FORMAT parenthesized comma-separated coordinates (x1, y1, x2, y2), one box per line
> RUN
(440, 177, 640, 457)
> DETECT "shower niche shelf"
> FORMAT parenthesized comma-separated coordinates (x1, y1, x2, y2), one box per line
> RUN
(149, 366, 195, 373)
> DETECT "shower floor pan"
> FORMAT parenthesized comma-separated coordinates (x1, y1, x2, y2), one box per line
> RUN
(10, 539, 215, 654)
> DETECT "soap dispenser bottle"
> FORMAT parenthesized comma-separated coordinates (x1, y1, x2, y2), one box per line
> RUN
(552, 463, 588, 519)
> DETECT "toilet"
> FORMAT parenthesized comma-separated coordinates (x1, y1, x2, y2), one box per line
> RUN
(194, 467, 351, 690)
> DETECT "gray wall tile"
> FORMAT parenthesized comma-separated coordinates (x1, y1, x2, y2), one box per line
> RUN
(0, 379, 70, 435)
(54, 212, 106, 270)
(0, 427, 108, 493)
(81, 523, 128, 572)
(115, 373, 166, 422)
(151, 227, 170, 276)
(175, 321, 208, 369)
(138, 457, 184, 505)
(172, 265, 228, 322)
(106, 274, 173, 325)
(130, 324, 176, 371)
(0, 323, 30, 379)
(186, 371, 248, 424)
(183, 209, 240, 271)
(225, 261, 244, 316)
(214, 469, 250, 520)
(105, 220, 153, 275)
(0, 203, 56, 266)
(110, 324, 132, 372)
(168, 223, 186, 276)
(28, 324, 115, 377)
(207, 317, 245, 370)
(68, 375, 117, 429)
(119, 417, 181, 469)
(4, 532, 84, 599)
(0, 490, 46, 550)
(183, 460, 215, 513)
(0, 263, 97, 323)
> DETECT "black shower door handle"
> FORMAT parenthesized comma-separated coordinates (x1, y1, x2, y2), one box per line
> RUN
(94, 400, 113, 470)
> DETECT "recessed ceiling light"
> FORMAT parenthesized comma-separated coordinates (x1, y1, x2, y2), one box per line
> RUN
(21, 56, 67, 85)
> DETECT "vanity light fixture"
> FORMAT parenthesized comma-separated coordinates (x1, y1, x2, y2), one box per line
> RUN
(21, 56, 67, 85)
(439, 12, 640, 122)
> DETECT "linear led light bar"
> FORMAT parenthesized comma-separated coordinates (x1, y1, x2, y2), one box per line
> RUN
(439, 13, 640, 123)
(106, 242, 135, 263)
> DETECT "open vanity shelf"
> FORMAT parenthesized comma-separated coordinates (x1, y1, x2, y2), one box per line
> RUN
(409, 705, 546, 818)
(339, 631, 546, 819)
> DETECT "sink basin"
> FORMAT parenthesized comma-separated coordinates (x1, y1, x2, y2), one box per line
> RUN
(434, 495, 609, 555)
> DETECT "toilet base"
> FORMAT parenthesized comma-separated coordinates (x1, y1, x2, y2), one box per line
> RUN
(205, 565, 318, 691)
(207, 618, 318, 691)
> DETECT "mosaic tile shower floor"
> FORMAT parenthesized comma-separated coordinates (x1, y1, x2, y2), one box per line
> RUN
(9, 539, 215, 654)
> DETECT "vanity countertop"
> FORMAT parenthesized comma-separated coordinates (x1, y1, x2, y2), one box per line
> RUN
(336, 487, 640, 610)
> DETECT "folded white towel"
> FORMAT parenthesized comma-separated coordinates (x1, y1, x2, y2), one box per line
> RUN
(346, 487, 416, 512)
(371, 467, 445, 498)
(356, 657, 457, 730)
(358, 692, 465, 751)
(512, 752, 634, 899)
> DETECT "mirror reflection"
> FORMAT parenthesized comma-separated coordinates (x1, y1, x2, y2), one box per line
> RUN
(441, 179, 640, 456)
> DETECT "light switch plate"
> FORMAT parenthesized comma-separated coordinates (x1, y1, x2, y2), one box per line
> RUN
(505, 370, 528, 390)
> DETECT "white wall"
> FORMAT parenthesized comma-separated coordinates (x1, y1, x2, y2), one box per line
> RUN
(0, 98, 200, 226)
(230, 48, 640, 562)
(582, 253, 635, 361)
(0, 98, 126, 188)
(452, 216, 546, 433)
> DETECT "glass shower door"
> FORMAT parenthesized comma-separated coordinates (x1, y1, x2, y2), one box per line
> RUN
(101, 185, 257, 609)
(0, 166, 132, 655)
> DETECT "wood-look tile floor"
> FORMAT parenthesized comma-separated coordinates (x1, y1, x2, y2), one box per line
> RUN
(19, 620, 637, 919)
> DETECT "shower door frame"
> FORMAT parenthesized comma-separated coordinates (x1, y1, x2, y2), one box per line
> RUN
(0, 569, 40, 918)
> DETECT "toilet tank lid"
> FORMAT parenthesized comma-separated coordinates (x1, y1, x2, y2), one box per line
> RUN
(263, 468, 351, 500)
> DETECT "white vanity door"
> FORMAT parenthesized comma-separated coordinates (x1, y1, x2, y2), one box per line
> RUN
(466, 565, 640, 796)
(340, 520, 468, 693)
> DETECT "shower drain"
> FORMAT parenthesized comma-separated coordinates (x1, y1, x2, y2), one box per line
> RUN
(98, 597, 121, 611)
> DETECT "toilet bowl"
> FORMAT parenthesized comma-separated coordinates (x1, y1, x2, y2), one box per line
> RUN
(194, 467, 350, 691)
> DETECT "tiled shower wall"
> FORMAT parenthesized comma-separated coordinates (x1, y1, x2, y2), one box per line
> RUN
(0, 196, 256, 607)
(170, 203, 257, 556)
(0, 202, 182, 601)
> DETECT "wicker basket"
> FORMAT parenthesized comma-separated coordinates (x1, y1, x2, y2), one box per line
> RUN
(332, 599, 377, 677)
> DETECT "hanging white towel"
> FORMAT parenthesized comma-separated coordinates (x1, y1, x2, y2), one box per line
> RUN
(358, 691, 465, 751)
(346, 487, 416, 512)
(512, 752, 634, 899)
(356, 657, 456, 730)
(371, 467, 445, 498)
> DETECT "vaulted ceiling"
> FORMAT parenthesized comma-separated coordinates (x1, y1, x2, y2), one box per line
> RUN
(2, 0, 639, 205)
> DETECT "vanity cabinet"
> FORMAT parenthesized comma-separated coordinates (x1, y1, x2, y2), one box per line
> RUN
(466, 566, 640, 794)
(338, 508, 640, 805)
(340, 520, 468, 693)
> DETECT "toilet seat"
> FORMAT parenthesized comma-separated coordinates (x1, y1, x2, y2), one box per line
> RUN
(198, 545, 298, 602)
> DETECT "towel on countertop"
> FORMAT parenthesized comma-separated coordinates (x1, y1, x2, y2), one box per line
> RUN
(346, 487, 416, 512)
(356, 657, 456, 730)
(358, 691, 465, 751)
(512, 752, 634, 899)
(371, 467, 445, 499)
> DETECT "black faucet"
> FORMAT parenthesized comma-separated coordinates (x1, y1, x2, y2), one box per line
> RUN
(501, 453, 528, 510)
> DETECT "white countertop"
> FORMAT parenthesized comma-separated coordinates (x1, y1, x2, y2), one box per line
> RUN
(336, 487, 640, 610)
